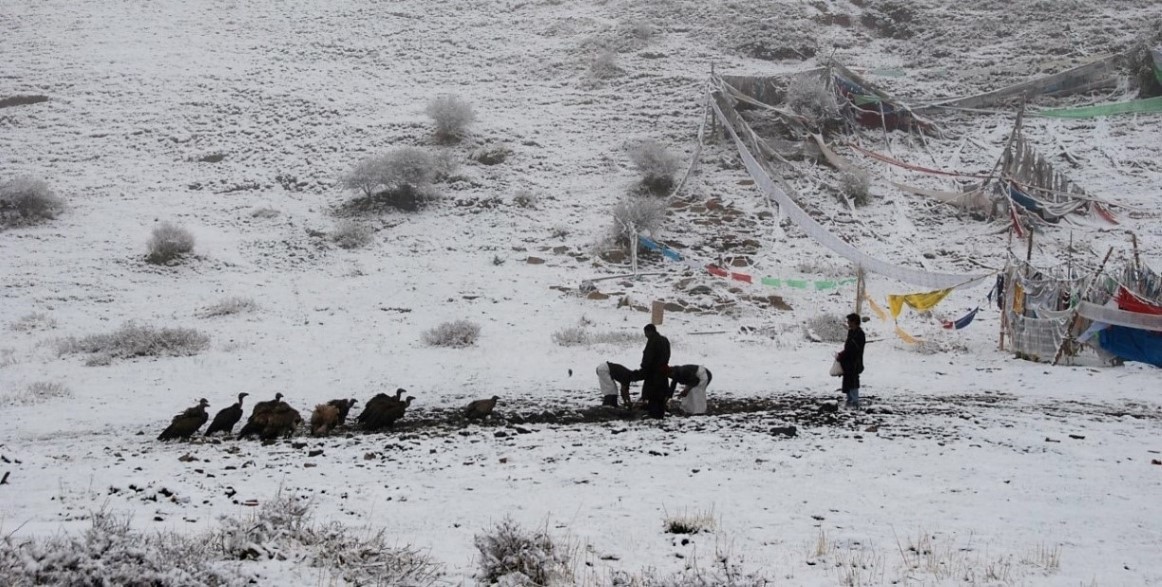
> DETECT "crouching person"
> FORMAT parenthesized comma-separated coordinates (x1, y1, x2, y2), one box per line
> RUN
(668, 364, 712, 415)
(596, 361, 639, 407)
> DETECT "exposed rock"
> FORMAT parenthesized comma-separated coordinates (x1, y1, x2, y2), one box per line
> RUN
(526, 256, 545, 264)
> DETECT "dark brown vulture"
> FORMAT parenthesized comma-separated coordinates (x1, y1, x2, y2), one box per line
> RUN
(357, 389, 405, 424)
(259, 403, 302, 440)
(205, 392, 249, 436)
(158, 398, 210, 441)
(465, 395, 500, 420)
(238, 392, 285, 439)
(362, 395, 414, 431)
(327, 398, 359, 425)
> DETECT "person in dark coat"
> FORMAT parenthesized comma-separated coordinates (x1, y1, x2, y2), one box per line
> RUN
(596, 361, 640, 407)
(836, 313, 866, 408)
(639, 324, 671, 419)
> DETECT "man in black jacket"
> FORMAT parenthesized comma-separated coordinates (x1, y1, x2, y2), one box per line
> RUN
(596, 361, 639, 406)
(640, 324, 671, 419)
(837, 313, 866, 408)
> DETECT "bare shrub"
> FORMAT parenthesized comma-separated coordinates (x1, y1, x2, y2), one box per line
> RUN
(0, 510, 240, 587)
(331, 219, 374, 249)
(249, 207, 280, 219)
(839, 170, 871, 206)
(802, 313, 847, 343)
(512, 189, 538, 209)
(57, 322, 211, 364)
(341, 148, 439, 213)
(146, 222, 196, 264)
(426, 94, 475, 143)
(8, 311, 57, 332)
(610, 195, 667, 246)
(551, 325, 589, 347)
(422, 319, 481, 348)
(471, 144, 512, 166)
(629, 140, 681, 195)
(0, 176, 65, 228)
(0, 381, 73, 407)
(663, 508, 716, 535)
(215, 494, 440, 585)
(474, 518, 572, 586)
(785, 75, 842, 130)
(590, 49, 624, 79)
(552, 325, 640, 347)
(197, 297, 259, 318)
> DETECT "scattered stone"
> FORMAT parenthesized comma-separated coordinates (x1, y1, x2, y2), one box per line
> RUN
(178, 453, 198, 462)
(818, 402, 838, 413)
(770, 426, 798, 437)
(586, 291, 610, 300)
(526, 256, 545, 264)
(307, 449, 324, 457)
(1068, 434, 1086, 440)
(1045, 437, 1060, 443)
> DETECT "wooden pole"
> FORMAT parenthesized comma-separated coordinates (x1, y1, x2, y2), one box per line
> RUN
(854, 266, 865, 315)
(1052, 246, 1114, 366)
(630, 228, 639, 277)
(1130, 231, 1141, 273)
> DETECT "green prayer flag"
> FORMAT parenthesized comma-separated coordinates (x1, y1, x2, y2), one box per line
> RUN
(787, 279, 808, 289)
(761, 277, 781, 288)
(814, 280, 838, 291)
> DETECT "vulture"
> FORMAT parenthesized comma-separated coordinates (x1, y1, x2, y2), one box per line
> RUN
(327, 398, 359, 425)
(357, 389, 405, 424)
(158, 398, 210, 441)
(465, 396, 500, 420)
(362, 395, 414, 431)
(238, 392, 286, 439)
(311, 403, 340, 436)
(259, 403, 302, 441)
(205, 392, 249, 436)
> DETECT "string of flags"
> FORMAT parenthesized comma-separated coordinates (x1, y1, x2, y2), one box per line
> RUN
(638, 235, 856, 291)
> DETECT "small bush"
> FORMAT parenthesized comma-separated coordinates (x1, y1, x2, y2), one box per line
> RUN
(663, 509, 716, 535)
(146, 222, 196, 264)
(342, 148, 439, 213)
(512, 189, 538, 209)
(0, 381, 72, 407)
(197, 297, 259, 318)
(8, 311, 57, 332)
(426, 94, 475, 143)
(590, 49, 624, 79)
(58, 322, 211, 364)
(0, 176, 65, 228)
(610, 195, 667, 246)
(423, 319, 481, 348)
(786, 75, 842, 130)
(803, 313, 848, 343)
(249, 207, 280, 219)
(552, 326, 640, 347)
(0, 510, 239, 587)
(474, 518, 572, 586)
(472, 145, 512, 166)
(629, 140, 681, 195)
(839, 170, 871, 206)
(331, 219, 374, 249)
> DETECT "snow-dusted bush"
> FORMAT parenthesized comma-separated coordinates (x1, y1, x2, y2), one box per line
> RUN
(0, 381, 72, 407)
(839, 170, 871, 207)
(590, 49, 624, 80)
(426, 94, 475, 143)
(552, 326, 640, 347)
(663, 508, 716, 535)
(803, 313, 847, 343)
(342, 148, 439, 212)
(786, 76, 841, 130)
(512, 189, 538, 209)
(249, 206, 280, 219)
(629, 140, 681, 195)
(474, 518, 572, 586)
(0, 510, 240, 587)
(422, 319, 481, 348)
(215, 494, 440, 585)
(0, 176, 65, 229)
(197, 296, 259, 318)
(8, 311, 57, 332)
(330, 219, 374, 249)
(57, 322, 210, 364)
(552, 325, 589, 347)
(146, 222, 196, 264)
(610, 195, 667, 246)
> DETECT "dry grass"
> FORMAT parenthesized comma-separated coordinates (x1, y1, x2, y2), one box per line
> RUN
(422, 319, 481, 348)
(57, 322, 210, 365)
(197, 296, 259, 319)
(8, 311, 57, 332)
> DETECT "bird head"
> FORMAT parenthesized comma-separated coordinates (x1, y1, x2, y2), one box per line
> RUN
(199, 398, 210, 407)
(275, 392, 284, 401)
(405, 396, 415, 403)
(491, 395, 500, 402)
(348, 398, 359, 407)
(239, 392, 249, 400)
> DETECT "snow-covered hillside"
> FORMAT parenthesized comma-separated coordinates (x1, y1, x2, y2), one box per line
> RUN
(2, 0, 1161, 584)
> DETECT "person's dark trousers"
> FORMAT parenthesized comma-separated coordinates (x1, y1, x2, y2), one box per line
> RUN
(602, 394, 619, 407)
(643, 375, 667, 419)
(646, 398, 666, 418)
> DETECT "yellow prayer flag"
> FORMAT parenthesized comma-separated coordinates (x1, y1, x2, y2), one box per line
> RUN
(894, 324, 921, 344)
(886, 288, 953, 319)
(864, 294, 889, 322)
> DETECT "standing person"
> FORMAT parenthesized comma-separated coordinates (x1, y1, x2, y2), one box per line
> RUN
(836, 313, 866, 408)
(640, 324, 671, 419)
(668, 364, 712, 415)
(596, 361, 638, 407)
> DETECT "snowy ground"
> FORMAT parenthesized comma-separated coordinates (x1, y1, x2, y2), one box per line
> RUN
(2, 0, 1162, 584)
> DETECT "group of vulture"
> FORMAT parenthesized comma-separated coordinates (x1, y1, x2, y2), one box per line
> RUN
(157, 390, 501, 441)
